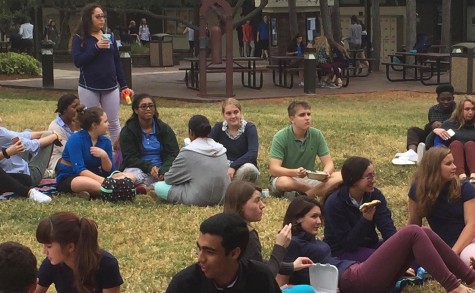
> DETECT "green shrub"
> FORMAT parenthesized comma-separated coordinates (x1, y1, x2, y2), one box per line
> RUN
(129, 43, 149, 55)
(0, 52, 41, 75)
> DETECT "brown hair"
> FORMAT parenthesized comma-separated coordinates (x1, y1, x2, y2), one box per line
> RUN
(412, 147, 460, 217)
(221, 98, 242, 114)
(36, 212, 101, 293)
(76, 105, 104, 131)
(450, 96, 475, 129)
(70, 3, 104, 51)
(287, 100, 311, 117)
(223, 180, 262, 220)
(283, 196, 322, 235)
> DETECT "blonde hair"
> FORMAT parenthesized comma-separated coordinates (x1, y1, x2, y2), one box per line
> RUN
(221, 98, 242, 114)
(450, 96, 475, 129)
(412, 147, 460, 217)
(312, 36, 331, 58)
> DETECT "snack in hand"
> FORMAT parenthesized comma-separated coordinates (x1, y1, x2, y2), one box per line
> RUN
(359, 200, 381, 211)
(121, 89, 132, 105)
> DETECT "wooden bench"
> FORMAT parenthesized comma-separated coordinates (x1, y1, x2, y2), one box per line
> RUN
(382, 62, 434, 82)
(179, 66, 268, 90)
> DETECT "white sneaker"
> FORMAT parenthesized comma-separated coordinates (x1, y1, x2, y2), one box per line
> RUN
(298, 82, 304, 87)
(417, 143, 426, 164)
(28, 189, 52, 203)
(395, 149, 418, 162)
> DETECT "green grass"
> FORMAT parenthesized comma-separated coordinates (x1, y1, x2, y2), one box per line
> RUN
(0, 88, 449, 292)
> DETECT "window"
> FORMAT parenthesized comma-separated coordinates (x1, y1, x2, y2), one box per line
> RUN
(163, 8, 194, 35)
(271, 17, 278, 47)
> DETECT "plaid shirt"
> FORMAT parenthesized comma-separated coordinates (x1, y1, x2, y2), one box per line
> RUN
(428, 103, 455, 124)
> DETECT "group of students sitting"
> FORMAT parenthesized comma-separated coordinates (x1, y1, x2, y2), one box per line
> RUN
(286, 33, 351, 89)
(0, 95, 260, 206)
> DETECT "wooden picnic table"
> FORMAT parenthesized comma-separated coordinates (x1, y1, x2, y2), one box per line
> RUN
(383, 51, 450, 85)
(180, 57, 267, 90)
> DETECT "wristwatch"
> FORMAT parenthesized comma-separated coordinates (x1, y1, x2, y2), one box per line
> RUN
(2, 147, 10, 159)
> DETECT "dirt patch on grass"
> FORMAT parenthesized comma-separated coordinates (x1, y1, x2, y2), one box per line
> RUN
(0, 74, 40, 80)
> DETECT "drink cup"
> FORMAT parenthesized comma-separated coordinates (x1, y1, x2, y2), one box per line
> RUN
(102, 33, 111, 48)
(261, 189, 270, 198)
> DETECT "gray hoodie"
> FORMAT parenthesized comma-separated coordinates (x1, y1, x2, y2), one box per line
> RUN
(164, 137, 230, 206)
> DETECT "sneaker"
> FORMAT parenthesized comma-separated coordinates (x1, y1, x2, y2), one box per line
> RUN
(327, 83, 340, 89)
(28, 189, 52, 203)
(395, 149, 418, 162)
(417, 143, 426, 164)
(298, 81, 304, 87)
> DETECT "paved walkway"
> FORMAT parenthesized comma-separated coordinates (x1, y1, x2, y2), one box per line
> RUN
(0, 60, 446, 102)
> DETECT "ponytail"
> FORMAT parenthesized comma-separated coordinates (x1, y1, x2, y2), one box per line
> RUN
(36, 212, 102, 293)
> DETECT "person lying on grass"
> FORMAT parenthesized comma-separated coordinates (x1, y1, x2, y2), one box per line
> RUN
(56, 105, 135, 199)
(35, 211, 123, 293)
(0, 116, 60, 203)
(277, 196, 475, 293)
(408, 146, 475, 266)
(223, 180, 314, 293)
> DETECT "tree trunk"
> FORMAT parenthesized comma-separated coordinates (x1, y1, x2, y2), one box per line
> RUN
(320, 0, 333, 40)
(331, 0, 342, 42)
(441, 0, 451, 53)
(406, 0, 416, 51)
(288, 0, 298, 38)
(371, 0, 381, 71)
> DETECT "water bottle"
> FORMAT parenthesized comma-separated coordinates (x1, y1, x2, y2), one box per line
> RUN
(416, 267, 426, 281)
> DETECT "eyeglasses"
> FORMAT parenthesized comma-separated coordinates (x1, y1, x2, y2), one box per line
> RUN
(362, 173, 377, 182)
(94, 14, 107, 20)
(138, 104, 154, 110)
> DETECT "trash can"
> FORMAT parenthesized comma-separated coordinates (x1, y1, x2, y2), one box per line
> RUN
(150, 33, 173, 67)
(451, 43, 475, 94)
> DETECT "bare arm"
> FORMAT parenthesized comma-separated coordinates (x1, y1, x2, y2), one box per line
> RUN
(269, 158, 305, 178)
(407, 198, 423, 226)
(452, 199, 475, 255)
(319, 154, 334, 175)
(34, 285, 49, 293)
(276, 274, 290, 287)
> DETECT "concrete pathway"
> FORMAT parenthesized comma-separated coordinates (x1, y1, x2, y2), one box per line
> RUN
(0, 61, 446, 102)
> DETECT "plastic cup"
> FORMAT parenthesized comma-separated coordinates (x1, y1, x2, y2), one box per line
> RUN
(261, 189, 269, 198)
(102, 33, 111, 48)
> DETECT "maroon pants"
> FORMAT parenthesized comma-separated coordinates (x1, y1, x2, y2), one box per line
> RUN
(339, 225, 475, 293)
(450, 140, 475, 176)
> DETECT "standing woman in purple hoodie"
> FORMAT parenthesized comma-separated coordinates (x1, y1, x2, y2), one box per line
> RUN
(71, 3, 133, 143)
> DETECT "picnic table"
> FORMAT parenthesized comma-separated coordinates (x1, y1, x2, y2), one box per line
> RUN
(382, 51, 450, 85)
(267, 55, 352, 89)
(180, 57, 267, 90)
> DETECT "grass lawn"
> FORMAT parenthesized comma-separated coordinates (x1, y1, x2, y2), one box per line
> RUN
(0, 87, 452, 292)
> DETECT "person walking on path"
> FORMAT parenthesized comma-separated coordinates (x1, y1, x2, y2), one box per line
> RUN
(257, 15, 270, 59)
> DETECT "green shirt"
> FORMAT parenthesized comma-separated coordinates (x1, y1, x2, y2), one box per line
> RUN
(269, 125, 330, 171)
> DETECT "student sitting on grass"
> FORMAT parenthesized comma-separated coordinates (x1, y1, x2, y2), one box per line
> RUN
(223, 180, 315, 293)
(46, 94, 80, 178)
(56, 105, 135, 199)
(119, 93, 179, 190)
(405, 84, 455, 158)
(427, 96, 475, 181)
(166, 213, 282, 293)
(0, 117, 60, 203)
(154, 115, 230, 206)
(323, 156, 396, 262)
(35, 211, 123, 293)
(210, 98, 259, 183)
(408, 147, 475, 266)
(269, 101, 342, 199)
(0, 241, 38, 293)
(277, 196, 475, 293)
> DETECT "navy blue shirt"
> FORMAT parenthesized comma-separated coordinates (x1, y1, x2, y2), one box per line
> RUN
(38, 250, 123, 293)
(257, 21, 269, 41)
(408, 180, 475, 247)
(209, 121, 258, 170)
(323, 185, 396, 257)
(283, 232, 354, 285)
(71, 34, 127, 91)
